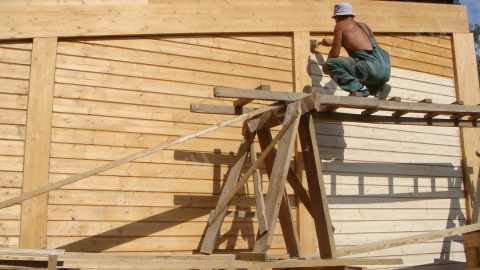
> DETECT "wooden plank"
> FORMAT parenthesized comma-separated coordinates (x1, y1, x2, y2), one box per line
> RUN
(215, 87, 309, 102)
(313, 112, 479, 128)
(200, 135, 253, 254)
(56, 42, 292, 82)
(464, 231, 480, 248)
(0, 1, 468, 40)
(298, 114, 336, 259)
(47, 255, 58, 270)
(278, 187, 302, 257)
(254, 101, 301, 253)
(293, 30, 318, 254)
(74, 36, 292, 71)
(452, 33, 480, 230)
(234, 85, 271, 107)
(250, 143, 268, 236)
(56, 55, 292, 89)
(0, 103, 282, 210)
(0, 247, 64, 256)
(305, 223, 480, 258)
(57, 257, 403, 269)
(20, 37, 57, 249)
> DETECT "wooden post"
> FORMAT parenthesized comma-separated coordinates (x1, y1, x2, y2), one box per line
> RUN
(452, 32, 480, 268)
(293, 31, 317, 254)
(298, 115, 336, 259)
(254, 101, 301, 253)
(20, 37, 58, 248)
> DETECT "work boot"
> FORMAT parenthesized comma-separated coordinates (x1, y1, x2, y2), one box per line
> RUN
(375, 84, 391, 100)
(348, 88, 370, 97)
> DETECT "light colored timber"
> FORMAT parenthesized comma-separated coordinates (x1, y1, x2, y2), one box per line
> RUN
(20, 37, 57, 249)
(452, 33, 480, 221)
(56, 43, 292, 83)
(50, 257, 403, 269)
(254, 102, 301, 253)
(207, 110, 299, 225)
(298, 115, 336, 259)
(70, 36, 292, 71)
(0, 246, 64, 256)
(0, 103, 283, 210)
(234, 85, 271, 107)
(306, 223, 480, 259)
(55, 55, 293, 89)
(0, 1, 468, 40)
(151, 35, 292, 60)
(250, 143, 268, 236)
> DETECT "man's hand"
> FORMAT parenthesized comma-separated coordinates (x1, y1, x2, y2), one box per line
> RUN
(321, 38, 333, 46)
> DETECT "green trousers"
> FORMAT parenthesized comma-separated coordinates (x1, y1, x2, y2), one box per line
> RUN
(326, 56, 391, 94)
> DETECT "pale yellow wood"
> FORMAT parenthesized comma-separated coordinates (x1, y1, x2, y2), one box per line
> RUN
(0, 62, 31, 80)
(0, 47, 32, 65)
(47, 234, 288, 252)
(452, 33, 480, 230)
(56, 41, 292, 82)
(20, 37, 58, 248)
(69, 37, 292, 71)
(47, 220, 283, 237)
(0, 78, 30, 95)
(0, 0, 148, 4)
(0, 1, 468, 40)
(0, 109, 27, 125)
(292, 31, 317, 254)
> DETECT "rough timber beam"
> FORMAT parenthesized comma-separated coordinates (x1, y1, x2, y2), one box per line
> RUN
(305, 223, 480, 259)
(0, 0, 468, 40)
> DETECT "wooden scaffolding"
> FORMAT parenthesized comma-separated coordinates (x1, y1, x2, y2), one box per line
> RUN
(1, 86, 480, 269)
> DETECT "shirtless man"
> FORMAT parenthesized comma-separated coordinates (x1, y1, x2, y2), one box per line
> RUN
(321, 3, 391, 99)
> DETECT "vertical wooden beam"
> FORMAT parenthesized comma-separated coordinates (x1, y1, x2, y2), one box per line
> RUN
(293, 31, 317, 253)
(298, 115, 337, 259)
(254, 102, 301, 253)
(20, 37, 58, 248)
(452, 33, 480, 268)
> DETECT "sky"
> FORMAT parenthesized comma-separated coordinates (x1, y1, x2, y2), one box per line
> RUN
(460, 0, 480, 26)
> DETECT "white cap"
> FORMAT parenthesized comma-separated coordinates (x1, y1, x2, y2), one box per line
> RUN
(332, 3, 355, 18)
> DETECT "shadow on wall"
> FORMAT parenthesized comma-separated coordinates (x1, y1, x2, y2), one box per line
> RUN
(57, 145, 466, 260)
(57, 53, 465, 265)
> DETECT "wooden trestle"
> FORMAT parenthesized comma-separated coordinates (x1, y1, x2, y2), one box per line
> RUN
(191, 86, 480, 261)
(2, 86, 480, 269)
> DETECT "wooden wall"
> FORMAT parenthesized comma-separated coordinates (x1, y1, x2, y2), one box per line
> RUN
(0, 1, 476, 270)
(46, 34, 293, 253)
(0, 40, 32, 247)
(311, 33, 466, 269)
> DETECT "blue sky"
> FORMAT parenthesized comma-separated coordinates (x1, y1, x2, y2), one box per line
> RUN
(460, 0, 480, 26)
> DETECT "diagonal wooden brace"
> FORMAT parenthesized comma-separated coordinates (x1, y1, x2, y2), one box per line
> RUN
(253, 101, 302, 255)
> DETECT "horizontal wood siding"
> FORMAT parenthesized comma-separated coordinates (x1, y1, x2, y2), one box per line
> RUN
(48, 34, 293, 253)
(310, 34, 465, 269)
(0, 40, 32, 247)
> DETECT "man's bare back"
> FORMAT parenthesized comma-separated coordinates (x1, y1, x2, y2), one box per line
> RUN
(337, 18, 373, 51)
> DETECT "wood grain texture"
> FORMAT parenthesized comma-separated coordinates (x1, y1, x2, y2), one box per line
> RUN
(0, 1, 468, 40)
(452, 33, 480, 227)
(20, 37, 57, 249)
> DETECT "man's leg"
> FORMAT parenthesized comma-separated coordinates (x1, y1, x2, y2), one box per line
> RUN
(325, 57, 364, 93)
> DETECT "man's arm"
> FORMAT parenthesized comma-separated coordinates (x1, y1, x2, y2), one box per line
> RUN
(323, 24, 343, 74)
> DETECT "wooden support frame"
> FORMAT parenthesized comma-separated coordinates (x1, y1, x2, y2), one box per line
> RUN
(254, 101, 302, 254)
(298, 114, 336, 259)
(20, 37, 58, 249)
